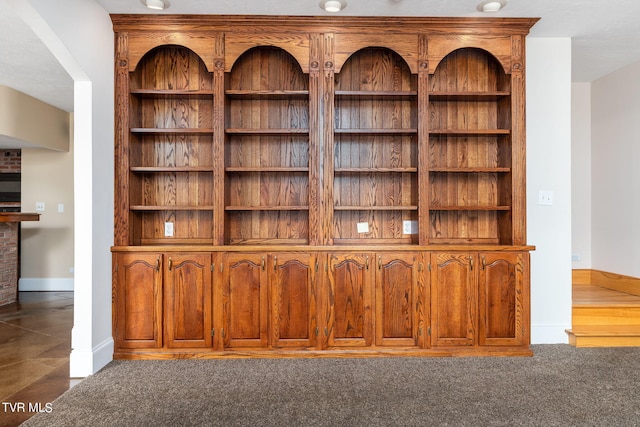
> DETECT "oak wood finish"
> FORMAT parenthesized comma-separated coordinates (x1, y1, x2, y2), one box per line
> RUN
(0, 212, 40, 222)
(113, 252, 162, 349)
(111, 15, 537, 359)
(164, 253, 213, 348)
(568, 283, 640, 347)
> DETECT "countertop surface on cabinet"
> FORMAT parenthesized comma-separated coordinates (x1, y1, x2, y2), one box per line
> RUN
(0, 212, 40, 222)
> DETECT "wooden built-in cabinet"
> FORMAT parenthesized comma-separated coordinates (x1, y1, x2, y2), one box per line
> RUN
(217, 252, 317, 349)
(430, 251, 529, 348)
(112, 15, 537, 358)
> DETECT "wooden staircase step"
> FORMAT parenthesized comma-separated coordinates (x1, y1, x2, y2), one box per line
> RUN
(573, 306, 640, 326)
(566, 326, 640, 347)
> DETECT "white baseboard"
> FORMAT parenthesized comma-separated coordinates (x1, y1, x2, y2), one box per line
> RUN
(19, 278, 74, 291)
(531, 323, 571, 344)
(70, 337, 114, 378)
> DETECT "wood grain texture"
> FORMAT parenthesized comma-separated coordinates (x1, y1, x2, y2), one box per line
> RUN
(112, 16, 536, 359)
(376, 253, 420, 347)
(270, 253, 317, 348)
(333, 47, 418, 243)
(225, 46, 311, 244)
(478, 252, 526, 346)
(164, 253, 213, 348)
(113, 253, 162, 349)
(430, 252, 476, 346)
(326, 253, 375, 347)
(427, 48, 514, 244)
(128, 45, 216, 244)
(222, 253, 268, 348)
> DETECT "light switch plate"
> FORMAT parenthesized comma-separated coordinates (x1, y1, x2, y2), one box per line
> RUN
(538, 190, 553, 206)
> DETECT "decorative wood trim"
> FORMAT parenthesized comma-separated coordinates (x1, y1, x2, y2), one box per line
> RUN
(573, 269, 640, 297)
(110, 15, 539, 35)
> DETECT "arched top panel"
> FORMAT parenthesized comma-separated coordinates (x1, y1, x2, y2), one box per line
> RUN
(227, 46, 308, 92)
(335, 47, 416, 92)
(127, 32, 221, 72)
(427, 35, 513, 75)
(333, 33, 419, 74)
(224, 33, 310, 73)
(430, 47, 510, 93)
(131, 45, 212, 91)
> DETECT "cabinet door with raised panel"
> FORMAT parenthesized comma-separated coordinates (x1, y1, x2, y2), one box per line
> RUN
(478, 252, 528, 346)
(113, 252, 163, 349)
(221, 253, 269, 349)
(269, 253, 317, 348)
(326, 253, 375, 348)
(164, 253, 213, 348)
(375, 253, 424, 347)
(430, 252, 476, 347)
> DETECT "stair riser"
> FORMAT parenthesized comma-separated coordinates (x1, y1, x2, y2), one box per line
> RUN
(573, 307, 640, 326)
(568, 334, 640, 347)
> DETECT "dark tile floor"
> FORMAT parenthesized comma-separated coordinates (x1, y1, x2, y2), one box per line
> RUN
(0, 292, 74, 427)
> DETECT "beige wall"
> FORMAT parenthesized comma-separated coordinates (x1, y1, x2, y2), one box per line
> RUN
(20, 114, 74, 290)
(571, 82, 592, 269)
(591, 60, 640, 279)
(0, 85, 69, 151)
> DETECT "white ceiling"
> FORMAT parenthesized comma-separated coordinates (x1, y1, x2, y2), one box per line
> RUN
(1, 0, 640, 147)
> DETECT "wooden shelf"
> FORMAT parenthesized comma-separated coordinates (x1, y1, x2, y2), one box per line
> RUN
(225, 167, 309, 172)
(335, 128, 417, 135)
(334, 205, 418, 211)
(130, 205, 215, 211)
(429, 206, 512, 211)
(429, 129, 510, 135)
(225, 89, 309, 99)
(225, 128, 309, 134)
(429, 91, 510, 101)
(429, 167, 510, 173)
(335, 90, 417, 98)
(130, 89, 215, 97)
(335, 167, 417, 173)
(130, 166, 215, 172)
(131, 128, 214, 134)
(225, 206, 309, 211)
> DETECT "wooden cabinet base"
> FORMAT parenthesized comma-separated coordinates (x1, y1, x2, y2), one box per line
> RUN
(114, 346, 533, 360)
(113, 247, 533, 359)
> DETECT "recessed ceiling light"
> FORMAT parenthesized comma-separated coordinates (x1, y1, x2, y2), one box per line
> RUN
(141, 0, 169, 10)
(320, 0, 347, 13)
(477, 0, 506, 13)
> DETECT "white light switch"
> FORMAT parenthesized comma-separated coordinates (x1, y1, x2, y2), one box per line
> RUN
(57, 203, 64, 213)
(356, 222, 369, 233)
(164, 222, 174, 237)
(538, 190, 553, 206)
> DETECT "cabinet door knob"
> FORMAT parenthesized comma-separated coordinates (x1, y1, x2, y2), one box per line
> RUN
(168, 257, 173, 271)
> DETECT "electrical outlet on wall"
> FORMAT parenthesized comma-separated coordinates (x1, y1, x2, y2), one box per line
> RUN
(403, 220, 418, 234)
(356, 222, 369, 233)
(164, 222, 174, 237)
